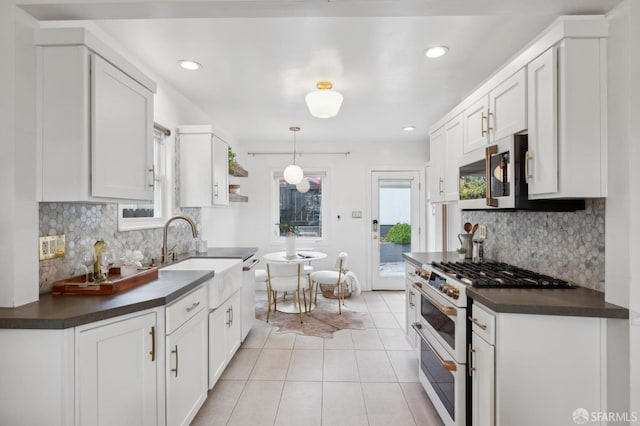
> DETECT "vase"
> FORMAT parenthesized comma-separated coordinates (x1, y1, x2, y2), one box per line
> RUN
(285, 234, 296, 259)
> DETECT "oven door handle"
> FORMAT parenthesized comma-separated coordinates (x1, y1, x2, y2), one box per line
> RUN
(412, 322, 457, 372)
(412, 282, 457, 317)
(485, 144, 498, 207)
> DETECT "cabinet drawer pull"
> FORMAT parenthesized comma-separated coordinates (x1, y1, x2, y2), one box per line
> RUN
(186, 301, 201, 312)
(468, 343, 476, 376)
(149, 326, 156, 362)
(468, 316, 487, 330)
(171, 345, 179, 377)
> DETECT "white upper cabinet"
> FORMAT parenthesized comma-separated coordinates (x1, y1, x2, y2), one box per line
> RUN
(527, 39, 607, 199)
(36, 28, 156, 203)
(463, 69, 527, 154)
(429, 113, 463, 204)
(444, 114, 463, 202)
(178, 125, 229, 207)
(428, 127, 446, 203)
(430, 16, 607, 200)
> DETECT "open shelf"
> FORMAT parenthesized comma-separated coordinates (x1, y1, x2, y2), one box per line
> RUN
(229, 193, 248, 203)
(229, 165, 248, 177)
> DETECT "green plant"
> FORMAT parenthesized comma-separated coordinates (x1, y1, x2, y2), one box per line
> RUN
(228, 146, 238, 173)
(386, 222, 411, 244)
(456, 247, 467, 254)
(277, 222, 299, 236)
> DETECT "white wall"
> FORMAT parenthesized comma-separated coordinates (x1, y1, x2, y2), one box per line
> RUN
(236, 138, 428, 289)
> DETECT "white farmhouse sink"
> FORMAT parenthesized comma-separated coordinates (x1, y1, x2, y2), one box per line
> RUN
(163, 258, 242, 308)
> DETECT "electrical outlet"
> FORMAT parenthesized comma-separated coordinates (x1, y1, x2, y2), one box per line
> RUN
(39, 235, 66, 260)
(479, 224, 488, 239)
(352, 211, 362, 219)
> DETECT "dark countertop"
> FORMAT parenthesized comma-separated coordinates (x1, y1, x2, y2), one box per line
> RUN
(404, 251, 628, 319)
(0, 247, 259, 330)
(0, 270, 214, 329)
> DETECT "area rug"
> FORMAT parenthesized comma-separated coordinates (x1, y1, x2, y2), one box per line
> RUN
(255, 292, 372, 338)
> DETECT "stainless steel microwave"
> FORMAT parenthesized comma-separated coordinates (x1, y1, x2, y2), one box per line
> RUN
(458, 134, 584, 211)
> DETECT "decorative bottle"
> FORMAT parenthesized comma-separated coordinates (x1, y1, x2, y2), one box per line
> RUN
(93, 238, 107, 275)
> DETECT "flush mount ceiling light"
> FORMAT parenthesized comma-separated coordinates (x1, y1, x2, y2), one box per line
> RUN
(178, 60, 202, 70)
(425, 46, 449, 59)
(283, 126, 304, 185)
(403, 126, 416, 132)
(305, 81, 344, 119)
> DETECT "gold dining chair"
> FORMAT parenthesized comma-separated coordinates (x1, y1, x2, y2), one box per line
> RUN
(265, 262, 308, 323)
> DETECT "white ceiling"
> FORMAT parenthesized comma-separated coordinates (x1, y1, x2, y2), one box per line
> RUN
(25, 0, 621, 149)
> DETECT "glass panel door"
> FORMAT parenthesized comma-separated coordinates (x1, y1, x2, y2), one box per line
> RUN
(371, 171, 420, 290)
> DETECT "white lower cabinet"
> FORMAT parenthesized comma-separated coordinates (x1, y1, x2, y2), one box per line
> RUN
(470, 331, 495, 426)
(404, 263, 419, 350)
(469, 302, 606, 426)
(209, 290, 242, 389)
(165, 285, 208, 426)
(77, 310, 161, 426)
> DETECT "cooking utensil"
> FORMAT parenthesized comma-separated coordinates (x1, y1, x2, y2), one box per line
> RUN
(464, 222, 472, 233)
(472, 223, 478, 233)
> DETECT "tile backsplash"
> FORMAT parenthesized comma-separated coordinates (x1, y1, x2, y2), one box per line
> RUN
(38, 203, 200, 294)
(461, 199, 605, 291)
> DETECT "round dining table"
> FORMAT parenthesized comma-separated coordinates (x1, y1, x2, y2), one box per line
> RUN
(262, 250, 327, 313)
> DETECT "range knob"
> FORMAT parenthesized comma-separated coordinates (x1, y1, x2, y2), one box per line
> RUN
(439, 283, 460, 300)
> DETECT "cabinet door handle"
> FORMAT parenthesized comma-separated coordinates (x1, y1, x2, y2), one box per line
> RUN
(525, 151, 533, 184)
(481, 112, 488, 136)
(171, 345, 179, 377)
(148, 166, 155, 188)
(438, 178, 444, 195)
(149, 326, 156, 362)
(408, 291, 414, 308)
(213, 183, 219, 199)
(230, 306, 234, 325)
(226, 308, 231, 326)
(487, 110, 494, 133)
(468, 316, 487, 330)
(468, 343, 476, 376)
(186, 301, 201, 312)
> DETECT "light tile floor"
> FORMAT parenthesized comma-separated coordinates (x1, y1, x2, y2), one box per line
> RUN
(192, 291, 444, 426)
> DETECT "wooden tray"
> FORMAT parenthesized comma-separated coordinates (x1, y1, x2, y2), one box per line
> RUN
(51, 267, 159, 295)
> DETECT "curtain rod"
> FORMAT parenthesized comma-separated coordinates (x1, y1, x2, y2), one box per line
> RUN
(248, 151, 350, 157)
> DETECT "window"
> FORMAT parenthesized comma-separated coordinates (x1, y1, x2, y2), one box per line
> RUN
(272, 171, 327, 242)
(118, 127, 168, 230)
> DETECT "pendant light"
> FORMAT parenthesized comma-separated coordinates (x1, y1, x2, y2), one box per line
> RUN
(296, 178, 310, 193)
(283, 126, 304, 184)
(305, 81, 343, 118)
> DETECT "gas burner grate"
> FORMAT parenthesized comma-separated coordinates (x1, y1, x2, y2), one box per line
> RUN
(431, 261, 575, 289)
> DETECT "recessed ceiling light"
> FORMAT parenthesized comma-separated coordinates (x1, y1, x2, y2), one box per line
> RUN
(178, 60, 202, 70)
(403, 126, 416, 132)
(425, 46, 449, 59)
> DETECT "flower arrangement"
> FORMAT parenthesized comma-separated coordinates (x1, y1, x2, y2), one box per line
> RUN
(277, 222, 299, 236)
(121, 249, 144, 267)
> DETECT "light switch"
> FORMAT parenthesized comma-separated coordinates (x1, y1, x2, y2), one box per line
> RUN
(352, 211, 362, 219)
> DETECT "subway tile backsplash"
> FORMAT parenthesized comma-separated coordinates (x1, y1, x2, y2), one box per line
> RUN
(461, 199, 605, 291)
(38, 203, 200, 294)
